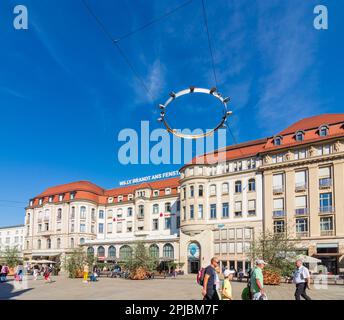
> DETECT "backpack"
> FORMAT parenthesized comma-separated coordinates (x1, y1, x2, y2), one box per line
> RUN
(197, 267, 206, 286)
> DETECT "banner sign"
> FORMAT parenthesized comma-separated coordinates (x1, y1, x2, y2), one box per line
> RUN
(119, 170, 179, 186)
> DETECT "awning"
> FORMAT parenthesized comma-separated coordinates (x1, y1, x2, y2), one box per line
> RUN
(316, 243, 338, 249)
(32, 252, 61, 257)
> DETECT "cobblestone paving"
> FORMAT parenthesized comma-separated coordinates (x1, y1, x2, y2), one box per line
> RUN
(0, 274, 343, 300)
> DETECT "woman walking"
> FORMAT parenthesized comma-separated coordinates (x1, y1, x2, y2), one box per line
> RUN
(83, 263, 89, 283)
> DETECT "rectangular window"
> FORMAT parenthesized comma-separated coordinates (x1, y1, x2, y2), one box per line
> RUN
(190, 205, 194, 219)
(295, 170, 307, 190)
(210, 204, 217, 219)
(176, 216, 180, 228)
(152, 219, 159, 231)
(227, 242, 235, 254)
(228, 228, 235, 239)
(164, 217, 171, 229)
(107, 223, 112, 233)
(236, 242, 243, 253)
(248, 200, 256, 215)
(127, 207, 133, 217)
(98, 223, 104, 234)
(320, 193, 333, 213)
(222, 203, 229, 218)
(273, 173, 284, 192)
(116, 222, 122, 233)
(273, 220, 285, 233)
(98, 210, 104, 219)
(127, 221, 132, 232)
(183, 206, 186, 220)
(273, 198, 284, 217)
(198, 204, 203, 219)
(80, 224, 86, 233)
(320, 217, 333, 232)
(296, 218, 308, 233)
(234, 201, 242, 217)
(71, 223, 74, 233)
(236, 228, 243, 239)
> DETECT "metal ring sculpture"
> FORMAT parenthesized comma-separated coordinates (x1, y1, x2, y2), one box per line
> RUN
(157, 87, 232, 139)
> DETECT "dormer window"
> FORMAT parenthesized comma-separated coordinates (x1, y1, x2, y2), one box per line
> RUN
(319, 125, 329, 137)
(128, 194, 133, 201)
(38, 198, 43, 205)
(295, 131, 305, 142)
(165, 188, 171, 195)
(273, 136, 283, 146)
(29, 200, 33, 206)
(118, 196, 123, 202)
(153, 190, 159, 197)
(48, 196, 53, 203)
(70, 192, 76, 200)
(58, 194, 64, 202)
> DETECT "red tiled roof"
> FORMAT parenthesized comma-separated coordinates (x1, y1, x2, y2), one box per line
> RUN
(278, 114, 344, 135)
(37, 181, 104, 197)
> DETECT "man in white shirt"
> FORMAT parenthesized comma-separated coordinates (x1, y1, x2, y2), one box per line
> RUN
(292, 259, 311, 300)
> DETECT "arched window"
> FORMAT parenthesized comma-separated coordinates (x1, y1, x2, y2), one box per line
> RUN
(248, 178, 256, 192)
(47, 239, 51, 249)
(163, 243, 174, 259)
(138, 205, 144, 217)
(44, 209, 50, 220)
(97, 246, 105, 257)
(119, 245, 132, 260)
(38, 239, 41, 249)
(57, 208, 62, 221)
(99, 210, 104, 219)
(107, 210, 113, 219)
(210, 184, 216, 196)
(57, 238, 61, 249)
(91, 208, 96, 220)
(71, 207, 75, 219)
(149, 244, 159, 258)
(117, 208, 123, 216)
(70, 238, 74, 248)
(274, 136, 283, 146)
(38, 211, 43, 220)
(235, 181, 242, 193)
(80, 206, 86, 219)
(108, 245, 116, 258)
(190, 186, 194, 197)
(80, 238, 85, 245)
(222, 183, 229, 194)
(87, 247, 94, 257)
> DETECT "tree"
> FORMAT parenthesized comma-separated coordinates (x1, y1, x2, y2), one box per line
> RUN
(2, 247, 21, 268)
(250, 229, 299, 279)
(123, 242, 159, 280)
(65, 248, 88, 278)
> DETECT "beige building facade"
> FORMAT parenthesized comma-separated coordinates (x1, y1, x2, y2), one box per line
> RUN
(22, 114, 344, 274)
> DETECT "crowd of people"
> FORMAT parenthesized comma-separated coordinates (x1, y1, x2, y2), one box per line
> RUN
(200, 257, 312, 300)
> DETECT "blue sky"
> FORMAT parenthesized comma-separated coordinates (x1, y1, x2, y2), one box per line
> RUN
(0, 0, 343, 226)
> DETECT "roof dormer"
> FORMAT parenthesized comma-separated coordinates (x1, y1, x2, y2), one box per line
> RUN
(318, 124, 329, 137)
(273, 135, 283, 146)
(295, 130, 305, 142)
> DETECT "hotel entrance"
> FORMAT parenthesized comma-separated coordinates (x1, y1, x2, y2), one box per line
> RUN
(187, 242, 200, 274)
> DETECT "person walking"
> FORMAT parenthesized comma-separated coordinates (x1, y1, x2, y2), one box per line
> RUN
(43, 265, 52, 283)
(250, 259, 268, 300)
(15, 263, 24, 281)
(83, 263, 89, 283)
(1, 264, 9, 282)
(222, 269, 235, 300)
(33, 265, 39, 280)
(293, 259, 311, 300)
(202, 257, 220, 300)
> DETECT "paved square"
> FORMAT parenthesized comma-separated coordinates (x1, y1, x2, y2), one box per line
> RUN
(0, 274, 343, 300)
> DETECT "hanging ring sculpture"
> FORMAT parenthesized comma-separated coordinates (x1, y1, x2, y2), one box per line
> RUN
(157, 87, 232, 139)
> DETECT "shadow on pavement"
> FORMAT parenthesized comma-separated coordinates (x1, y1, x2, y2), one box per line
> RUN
(0, 280, 33, 300)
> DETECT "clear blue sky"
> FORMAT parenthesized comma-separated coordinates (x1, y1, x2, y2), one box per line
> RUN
(0, 0, 343, 226)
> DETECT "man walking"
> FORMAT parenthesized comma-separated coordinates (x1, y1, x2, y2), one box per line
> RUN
(250, 259, 268, 300)
(202, 257, 220, 300)
(293, 259, 311, 300)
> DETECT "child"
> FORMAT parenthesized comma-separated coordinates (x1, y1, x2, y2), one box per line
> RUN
(222, 269, 235, 300)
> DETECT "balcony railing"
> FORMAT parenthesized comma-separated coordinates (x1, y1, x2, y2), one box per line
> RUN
(273, 210, 285, 218)
(295, 183, 307, 192)
(273, 186, 284, 194)
(295, 208, 308, 216)
(320, 230, 334, 236)
(296, 231, 309, 238)
(234, 211, 242, 218)
(319, 178, 332, 189)
(319, 206, 335, 214)
(248, 210, 256, 216)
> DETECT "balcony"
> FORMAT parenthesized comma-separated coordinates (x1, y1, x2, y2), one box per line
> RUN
(295, 208, 308, 216)
(248, 210, 256, 216)
(273, 210, 285, 218)
(137, 214, 144, 220)
(319, 206, 335, 214)
(273, 186, 284, 195)
(319, 178, 332, 189)
(295, 182, 307, 192)
(234, 211, 242, 218)
(321, 230, 334, 236)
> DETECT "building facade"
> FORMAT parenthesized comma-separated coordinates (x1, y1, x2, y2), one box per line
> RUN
(0, 225, 25, 258)
(23, 114, 344, 274)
